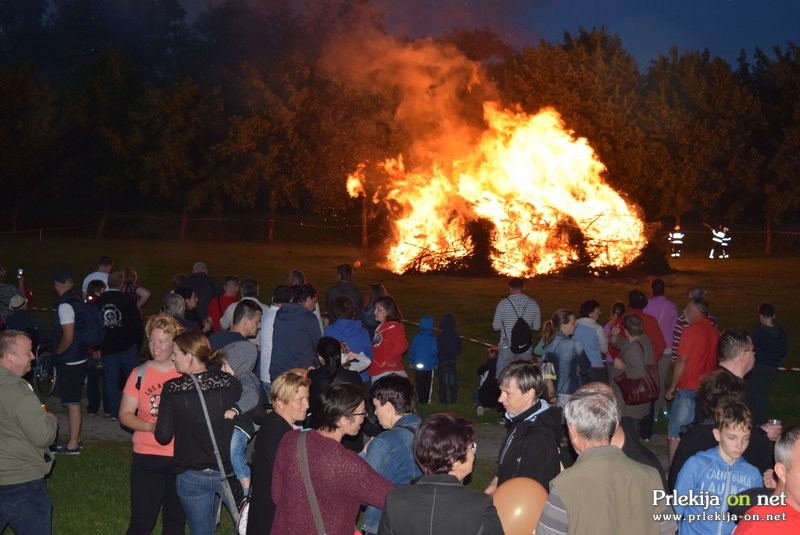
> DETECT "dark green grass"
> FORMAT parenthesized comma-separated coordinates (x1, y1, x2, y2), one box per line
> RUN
(1, 236, 798, 533)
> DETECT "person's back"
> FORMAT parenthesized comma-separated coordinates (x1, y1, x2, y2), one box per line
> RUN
(408, 316, 437, 404)
(544, 333, 592, 399)
(437, 313, 461, 404)
(547, 446, 670, 535)
(270, 302, 322, 380)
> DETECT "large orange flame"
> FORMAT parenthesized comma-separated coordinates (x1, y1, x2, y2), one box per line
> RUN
(349, 102, 647, 276)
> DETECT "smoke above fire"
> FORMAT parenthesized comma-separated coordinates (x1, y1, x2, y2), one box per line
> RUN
(321, 13, 647, 277)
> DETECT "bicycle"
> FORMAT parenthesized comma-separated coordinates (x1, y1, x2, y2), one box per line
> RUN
(31, 343, 57, 402)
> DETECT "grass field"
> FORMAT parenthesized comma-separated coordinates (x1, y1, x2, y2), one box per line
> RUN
(1, 235, 798, 534)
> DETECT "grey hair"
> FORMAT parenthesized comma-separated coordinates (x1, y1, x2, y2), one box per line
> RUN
(775, 425, 800, 469)
(622, 313, 644, 336)
(162, 292, 186, 318)
(565, 390, 619, 442)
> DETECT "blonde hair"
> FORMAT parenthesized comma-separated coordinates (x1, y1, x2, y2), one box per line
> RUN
(145, 314, 184, 341)
(271, 370, 312, 404)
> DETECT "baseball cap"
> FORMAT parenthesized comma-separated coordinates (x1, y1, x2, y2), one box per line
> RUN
(9, 294, 27, 310)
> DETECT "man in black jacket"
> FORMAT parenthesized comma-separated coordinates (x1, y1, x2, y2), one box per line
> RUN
(484, 360, 562, 494)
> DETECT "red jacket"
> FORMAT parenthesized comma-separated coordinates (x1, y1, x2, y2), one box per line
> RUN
(369, 321, 408, 376)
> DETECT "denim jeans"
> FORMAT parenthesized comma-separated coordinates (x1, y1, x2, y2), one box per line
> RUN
(0, 479, 52, 535)
(230, 427, 250, 481)
(668, 388, 697, 438)
(176, 469, 236, 535)
(103, 344, 141, 418)
(128, 453, 185, 535)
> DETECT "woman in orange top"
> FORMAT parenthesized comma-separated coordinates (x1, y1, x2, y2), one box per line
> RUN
(119, 314, 185, 535)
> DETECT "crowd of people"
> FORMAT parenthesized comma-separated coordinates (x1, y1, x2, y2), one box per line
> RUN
(0, 259, 796, 534)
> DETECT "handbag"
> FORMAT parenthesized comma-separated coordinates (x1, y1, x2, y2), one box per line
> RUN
(187, 373, 241, 527)
(612, 342, 659, 405)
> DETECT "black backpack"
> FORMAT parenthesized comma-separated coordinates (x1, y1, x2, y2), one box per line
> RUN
(506, 298, 532, 354)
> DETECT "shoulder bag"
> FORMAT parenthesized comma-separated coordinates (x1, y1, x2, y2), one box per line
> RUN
(612, 341, 659, 405)
(187, 373, 241, 529)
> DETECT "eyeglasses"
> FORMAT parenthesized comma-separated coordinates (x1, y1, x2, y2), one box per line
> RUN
(470, 442, 477, 454)
(351, 412, 368, 418)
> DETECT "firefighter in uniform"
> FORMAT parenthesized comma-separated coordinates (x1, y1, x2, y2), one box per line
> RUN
(668, 226, 684, 257)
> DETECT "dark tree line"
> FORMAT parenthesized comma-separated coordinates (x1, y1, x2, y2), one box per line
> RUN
(1, 0, 798, 251)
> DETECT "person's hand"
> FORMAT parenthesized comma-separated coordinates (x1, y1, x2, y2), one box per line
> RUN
(763, 469, 777, 489)
(92, 350, 102, 360)
(202, 317, 213, 333)
(224, 409, 236, 420)
(484, 476, 498, 495)
(613, 358, 625, 370)
(664, 387, 675, 401)
(761, 422, 782, 441)
(611, 325, 620, 336)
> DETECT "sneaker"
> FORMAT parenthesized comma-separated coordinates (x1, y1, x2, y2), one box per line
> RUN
(109, 416, 118, 422)
(476, 405, 485, 416)
(50, 442, 82, 455)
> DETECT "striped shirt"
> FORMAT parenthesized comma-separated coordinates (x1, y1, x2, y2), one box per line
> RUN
(492, 293, 541, 347)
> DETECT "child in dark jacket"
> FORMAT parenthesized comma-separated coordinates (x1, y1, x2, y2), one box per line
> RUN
(476, 346, 502, 415)
(437, 313, 462, 404)
(408, 315, 437, 404)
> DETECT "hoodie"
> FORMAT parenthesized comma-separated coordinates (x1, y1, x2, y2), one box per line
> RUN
(270, 303, 322, 380)
(408, 316, 438, 371)
(437, 313, 462, 363)
(496, 399, 563, 489)
(674, 446, 762, 535)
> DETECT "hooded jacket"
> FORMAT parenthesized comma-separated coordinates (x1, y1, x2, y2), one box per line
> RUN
(496, 398, 562, 488)
(269, 303, 322, 380)
(674, 446, 762, 535)
(437, 313, 462, 363)
(408, 315, 437, 371)
(324, 318, 373, 360)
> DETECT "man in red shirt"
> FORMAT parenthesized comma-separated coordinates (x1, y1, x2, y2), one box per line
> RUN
(665, 295, 719, 463)
(207, 276, 240, 332)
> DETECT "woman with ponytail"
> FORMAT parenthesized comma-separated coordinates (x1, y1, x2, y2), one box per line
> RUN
(155, 331, 243, 534)
(540, 309, 592, 407)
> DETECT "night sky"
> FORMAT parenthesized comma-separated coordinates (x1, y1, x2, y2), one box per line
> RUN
(183, 0, 800, 67)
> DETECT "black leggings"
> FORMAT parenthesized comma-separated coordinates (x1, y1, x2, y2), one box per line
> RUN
(127, 452, 185, 535)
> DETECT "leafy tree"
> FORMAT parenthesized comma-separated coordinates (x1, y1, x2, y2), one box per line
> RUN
(58, 48, 148, 236)
(137, 77, 226, 240)
(641, 48, 762, 225)
(0, 65, 59, 230)
(742, 45, 800, 253)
